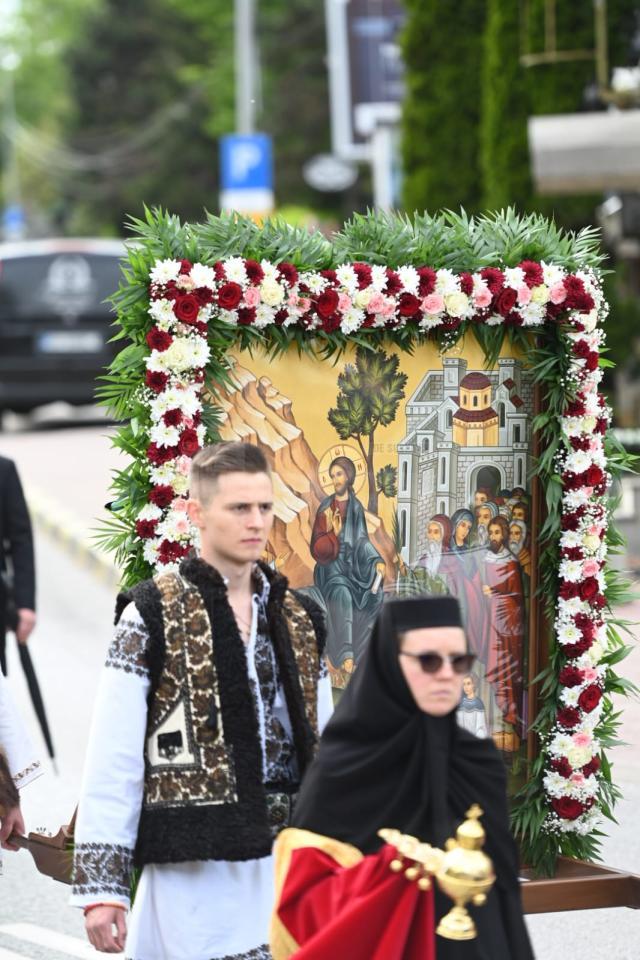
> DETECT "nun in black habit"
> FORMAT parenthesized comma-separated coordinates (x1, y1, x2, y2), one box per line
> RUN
(272, 595, 534, 960)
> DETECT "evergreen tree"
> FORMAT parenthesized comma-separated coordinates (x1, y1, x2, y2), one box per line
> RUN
(401, 0, 487, 215)
(480, 0, 532, 211)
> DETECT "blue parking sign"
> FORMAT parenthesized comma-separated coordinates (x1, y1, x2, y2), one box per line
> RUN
(219, 134, 274, 215)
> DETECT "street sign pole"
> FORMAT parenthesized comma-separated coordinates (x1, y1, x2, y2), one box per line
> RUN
(235, 0, 257, 135)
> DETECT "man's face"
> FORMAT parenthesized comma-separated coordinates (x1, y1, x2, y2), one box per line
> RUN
(509, 523, 523, 545)
(330, 465, 349, 496)
(476, 506, 492, 527)
(488, 522, 505, 553)
(474, 491, 488, 508)
(187, 471, 274, 566)
(427, 521, 443, 543)
(512, 505, 526, 522)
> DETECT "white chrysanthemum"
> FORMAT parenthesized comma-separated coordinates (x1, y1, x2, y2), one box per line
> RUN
(565, 450, 592, 474)
(559, 559, 583, 583)
(504, 266, 525, 289)
(197, 306, 213, 325)
(556, 622, 582, 646)
(150, 259, 182, 285)
(557, 597, 588, 618)
(340, 307, 365, 334)
(370, 264, 388, 292)
(583, 392, 601, 416)
(561, 417, 583, 438)
(190, 263, 216, 289)
(149, 464, 178, 487)
(149, 299, 177, 328)
(137, 503, 163, 522)
(336, 264, 358, 294)
(196, 423, 207, 444)
(223, 257, 248, 284)
(549, 733, 573, 757)
(485, 313, 503, 327)
(304, 273, 328, 295)
(472, 275, 489, 296)
(563, 489, 591, 511)
(419, 313, 444, 330)
(543, 771, 569, 796)
(519, 302, 546, 327)
(161, 336, 209, 372)
(149, 394, 170, 421)
(150, 422, 181, 448)
(254, 303, 276, 328)
(560, 687, 580, 707)
(260, 259, 278, 281)
(142, 538, 162, 565)
(435, 268, 459, 296)
(398, 265, 420, 295)
(218, 309, 238, 325)
(541, 261, 565, 286)
(560, 530, 582, 550)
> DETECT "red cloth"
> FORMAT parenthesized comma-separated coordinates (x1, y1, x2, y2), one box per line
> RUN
(310, 498, 348, 565)
(276, 842, 436, 960)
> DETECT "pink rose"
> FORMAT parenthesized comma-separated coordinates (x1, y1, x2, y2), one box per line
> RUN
(582, 667, 598, 682)
(582, 559, 600, 578)
(244, 286, 261, 308)
(572, 731, 592, 748)
(550, 282, 567, 304)
(517, 285, 532, 305)
(588, 524, 603, 536)
(298, 297, 311, 312)
(380, 297, 397, 318)
(368, 292, 385, 313)
(174, 516, 191, 535)
(171, 497, 189, 513)
(422, 293, 445, 314)
(473, 287, 492, 309)
(338, 293, 353, 312)
(176, 455, 192, 476)
(588, 439, 601, 453)
(582, 486, 594, 498)
(569, 773, 586, 788)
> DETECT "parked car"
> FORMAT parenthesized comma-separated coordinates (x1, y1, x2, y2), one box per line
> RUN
(0, 237, 127, 425)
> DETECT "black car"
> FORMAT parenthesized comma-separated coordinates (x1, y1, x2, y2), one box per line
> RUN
(0, 238, 127, 424)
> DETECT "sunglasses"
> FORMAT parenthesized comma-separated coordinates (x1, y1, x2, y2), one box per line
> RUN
(399, 651, 476, 675)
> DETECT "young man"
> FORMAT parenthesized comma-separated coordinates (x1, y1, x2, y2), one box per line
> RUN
(71, 442, 332, 959)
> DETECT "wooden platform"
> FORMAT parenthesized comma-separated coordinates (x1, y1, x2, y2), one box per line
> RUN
(521, 857, 640, 913)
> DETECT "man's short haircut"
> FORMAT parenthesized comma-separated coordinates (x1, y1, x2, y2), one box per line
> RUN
(190, 442, 270, 503)
(329, 455, 356, 487)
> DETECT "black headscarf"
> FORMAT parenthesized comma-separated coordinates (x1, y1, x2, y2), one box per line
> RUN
(292, 596, 535, 960)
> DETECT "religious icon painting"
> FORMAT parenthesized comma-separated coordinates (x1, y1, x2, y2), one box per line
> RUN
(222, 336, 536, 780)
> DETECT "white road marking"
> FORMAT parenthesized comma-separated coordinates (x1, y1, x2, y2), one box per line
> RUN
(0, 947, 37, 960)
(0, 923, 122, 957)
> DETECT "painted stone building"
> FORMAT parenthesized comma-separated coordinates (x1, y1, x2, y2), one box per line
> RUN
(396, 358, 534, 562)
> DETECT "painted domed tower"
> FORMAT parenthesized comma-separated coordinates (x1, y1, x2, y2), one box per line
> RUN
(452, 372, 499, 447)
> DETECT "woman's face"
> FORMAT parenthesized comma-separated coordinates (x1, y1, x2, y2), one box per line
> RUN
(398, 626, 467, 716)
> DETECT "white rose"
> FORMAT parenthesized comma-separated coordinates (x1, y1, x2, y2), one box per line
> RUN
(531, 284, 550, 305)
(567, 745, 592, 768)
(354, 288, 372, 309)
(444, 292, 471, 318)
(583, 533, 600, 553)
(261, 278, 284, 306)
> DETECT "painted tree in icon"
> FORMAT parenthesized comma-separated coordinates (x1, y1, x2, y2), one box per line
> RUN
(328, 348, 407, 515)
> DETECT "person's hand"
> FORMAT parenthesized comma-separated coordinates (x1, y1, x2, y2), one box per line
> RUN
(16, 609, 36, 645)
(0, 804, 25, 851)
(331, 510, 342, 537)
(482, 584, 492, 596)
(85, 905, 127, 953)
(375, 562, 386, 578)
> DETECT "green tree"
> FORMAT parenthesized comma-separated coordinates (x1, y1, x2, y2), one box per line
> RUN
(376, 464, 398, 499)
(401, 0, 487, 214)
(480, 0, 532, 211)
(328, 348, 407, 515)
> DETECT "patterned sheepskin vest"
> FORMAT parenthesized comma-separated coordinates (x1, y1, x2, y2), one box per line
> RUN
(115, 557, 325, 866)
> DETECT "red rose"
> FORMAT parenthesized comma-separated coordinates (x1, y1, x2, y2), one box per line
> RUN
(459, 272, 474, 295)
(353, 263, 372, 289)
(586, 465, 604, 487)
(385, 269, 402, 295)
(158, 539, 190, 564)
(578, 684, 602, 712)
(135, 519, 158, 539)
(174, 294, 201, 324)
(480, 267, 504, 294)
(551, 797, 585, 820)
(163, 409, 183, 427)
(496, 287, 518, 316)
(237, 307, 256, 326)
(582, 756, 601, 777)
(217, 282, 243, 310)
(518, 260, 544, 288)
(278, 262, 299, 286)
(558, 666, 585, 688)
(146, 370, 169, 393)
(579, 578, 600, 603)
(417, 267, 437, 296)
(146, 327, 173, 352)
(398, 293, 421, 317)
(178, 428, 200, 457)
(149, 484, 175, 508)
(316, 289, 340, 319)
(557, 706, 581, 729)
(245, 259, 264, 284)
(550, 757, 573, 778)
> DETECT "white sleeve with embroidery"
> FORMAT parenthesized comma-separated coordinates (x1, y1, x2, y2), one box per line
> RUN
(0, 668, 42, 789)
(317, 672, 334, 734)
(70, 602, 150, 909)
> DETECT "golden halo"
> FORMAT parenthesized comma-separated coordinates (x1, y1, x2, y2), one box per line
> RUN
(318, 443, 367, 496)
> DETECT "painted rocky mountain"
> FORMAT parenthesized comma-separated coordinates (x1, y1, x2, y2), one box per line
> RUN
(210, 356, 397, 587)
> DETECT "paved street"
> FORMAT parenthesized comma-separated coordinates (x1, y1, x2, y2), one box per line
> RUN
(0, 422, 639, 957)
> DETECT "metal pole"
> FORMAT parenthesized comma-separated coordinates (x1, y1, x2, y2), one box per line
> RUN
(370, 123, 394, 212)
(235, 0, 256, 134)
(593, 0, 609, 93)
(2, 59, 25, 240)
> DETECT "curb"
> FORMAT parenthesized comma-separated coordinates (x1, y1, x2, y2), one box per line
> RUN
(25, 486, 120, 588)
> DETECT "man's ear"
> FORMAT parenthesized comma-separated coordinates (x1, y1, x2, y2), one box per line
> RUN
(186, 498, 202, 528)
